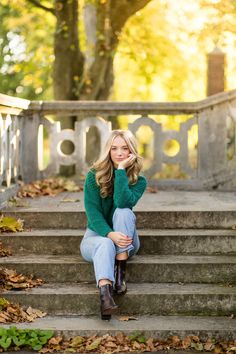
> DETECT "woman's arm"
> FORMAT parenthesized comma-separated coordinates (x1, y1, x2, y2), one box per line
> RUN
(84, 171, 113, 237)
(113, 169, 147, 208)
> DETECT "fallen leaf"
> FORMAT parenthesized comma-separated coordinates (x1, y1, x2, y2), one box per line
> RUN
(204, 339, 215, 351)
(118, 315, 138, 321)
(0, 216, 24, 233)
(49, 337, 63, 345)
(104, 341, 117, 348)
(182, 336, 192, 349)
(171, 335, 181, 344)
(146, 186, 158, 193)
(132, 341, 141, 350)
(86, 338, 102, 351)
(70, 336, 85, 347)
(0, 242, 12, 257)
(191, 342, 203, 351)
(60, 199, 80, 203)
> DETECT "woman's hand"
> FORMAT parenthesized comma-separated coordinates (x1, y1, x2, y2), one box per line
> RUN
(107, 231, 132, 248)
(118, 154, 136, 169)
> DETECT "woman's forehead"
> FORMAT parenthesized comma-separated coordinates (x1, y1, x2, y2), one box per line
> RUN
(112, 136, 128, 146)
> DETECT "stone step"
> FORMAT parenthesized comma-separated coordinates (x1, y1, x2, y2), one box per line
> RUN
(1, 255, 236, 283)
(1, 229, 236, 255)
(3, 283, 236, 316)
(2, 315, 236, 341)
(3, 209, 236, 229)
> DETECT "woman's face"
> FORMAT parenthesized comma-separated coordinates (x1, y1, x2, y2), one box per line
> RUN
(110, 135, 130, 168)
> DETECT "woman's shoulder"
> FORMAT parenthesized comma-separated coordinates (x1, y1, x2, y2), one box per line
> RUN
(136, 174, 147, 189)
(85, 169, 98, 187)
(86, 168, 96, 177)
(137, 174, 147, 184)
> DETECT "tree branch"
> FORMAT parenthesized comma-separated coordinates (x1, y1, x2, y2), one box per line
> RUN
(26, 0, 55, 14)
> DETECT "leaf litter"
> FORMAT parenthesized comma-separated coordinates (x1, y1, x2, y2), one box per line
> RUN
(0, 242, 12, 257)
(39, 332, 236, 353)
(0, 297, 46, 323)
(16, 178, 83, 199)
(0, 267, 43, 291)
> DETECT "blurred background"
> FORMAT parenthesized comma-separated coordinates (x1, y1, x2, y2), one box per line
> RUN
(1, 0, 235, 178)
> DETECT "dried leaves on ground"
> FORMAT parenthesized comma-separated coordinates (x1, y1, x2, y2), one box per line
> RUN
(0, 298, 46, 323)
(16, 178, 82, 198)
(39, 333, 236, 353)
(0, 242, 12, 257)
(146, 186, 158, 193)
(0, 268, 43, 291)
(0, 216, 23, 233)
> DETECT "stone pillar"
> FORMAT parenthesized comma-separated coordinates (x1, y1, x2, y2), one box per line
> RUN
(207, 47, 225, 96)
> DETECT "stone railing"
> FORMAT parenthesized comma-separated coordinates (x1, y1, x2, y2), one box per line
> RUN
(1, 90, 236, 203)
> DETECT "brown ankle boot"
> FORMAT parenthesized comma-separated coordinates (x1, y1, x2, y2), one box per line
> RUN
(100, 284, 118, 320)
(114, 259, 127, 295)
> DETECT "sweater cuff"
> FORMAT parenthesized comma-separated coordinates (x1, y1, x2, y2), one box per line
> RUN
(104, 227, 113, 237)
(115, 169, 127, 177)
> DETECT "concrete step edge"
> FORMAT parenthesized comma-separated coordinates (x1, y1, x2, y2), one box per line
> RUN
(1, 254, 236, 264)
(1, 315, 235, 340)
(4, 282, 236, 295)
(1, 228, 236, 237)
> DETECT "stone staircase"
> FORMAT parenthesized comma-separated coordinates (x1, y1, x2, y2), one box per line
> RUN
(1, 191, 236, 339)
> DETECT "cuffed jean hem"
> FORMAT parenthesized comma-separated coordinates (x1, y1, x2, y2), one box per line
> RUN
(116, 244, 135, 256)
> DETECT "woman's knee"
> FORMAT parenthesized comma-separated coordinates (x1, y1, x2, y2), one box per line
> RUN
(95, 237, 116, 255)
(113, 208, 136, 221)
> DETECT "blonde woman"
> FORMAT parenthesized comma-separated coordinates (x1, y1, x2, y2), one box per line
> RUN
(80, 130, 147, 320)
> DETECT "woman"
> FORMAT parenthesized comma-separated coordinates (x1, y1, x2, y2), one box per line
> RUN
(80, 130, 147, 320)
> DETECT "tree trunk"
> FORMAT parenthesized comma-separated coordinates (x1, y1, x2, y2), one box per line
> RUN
(27, 0, 152, 172)
(53, 0, 84, 175)
(53, 0, 83, 106)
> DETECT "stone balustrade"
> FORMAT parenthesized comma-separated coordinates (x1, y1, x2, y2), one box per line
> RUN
(1, 90, 236, 204)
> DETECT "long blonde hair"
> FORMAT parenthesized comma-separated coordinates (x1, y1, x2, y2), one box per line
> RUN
(92, 130, 142, 198)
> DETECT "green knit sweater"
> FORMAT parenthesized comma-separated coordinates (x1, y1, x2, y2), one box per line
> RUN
(84, 169, 147, 237)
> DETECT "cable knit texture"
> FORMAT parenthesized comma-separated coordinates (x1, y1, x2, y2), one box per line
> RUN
(84, 169, 147, 237)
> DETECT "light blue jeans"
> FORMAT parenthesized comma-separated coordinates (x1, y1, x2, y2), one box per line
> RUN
(80, 208, 140, 285)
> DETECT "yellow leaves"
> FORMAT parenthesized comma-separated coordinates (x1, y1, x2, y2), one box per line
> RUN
(55, 2, 64, 11)
(70, 336, 85, 347)
(86, 337, 102, 351)
(0, 216, 24, 233)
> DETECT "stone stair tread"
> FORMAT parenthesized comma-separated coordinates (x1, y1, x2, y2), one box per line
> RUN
(1, 254, 236, 264)
(4, 191, 236, 212)
(2, 315, 236, 337)
(4, 282, 236, 295)
(1, 228, 236, 237)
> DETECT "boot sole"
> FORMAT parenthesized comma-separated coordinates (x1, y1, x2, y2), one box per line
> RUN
(101, 305, 119, 320)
